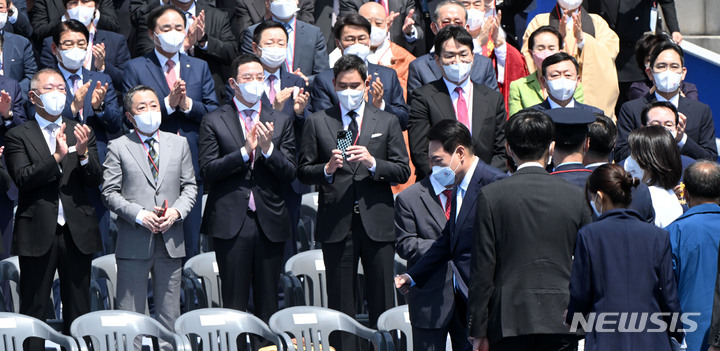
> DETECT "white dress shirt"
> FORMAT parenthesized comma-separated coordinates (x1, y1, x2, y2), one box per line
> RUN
(548, 96, 576, 109)
(455, 156, 479, 220)
(323, 99, 376, 179)
(442, 77, 474, 134)
(36, 114, 68, 225)
(134, 131, 162, 225)
(273, 16, 296, 72)
(155, 49, 193, 114)
(233, 96, 274, 161)
(264, 70, 282, 98)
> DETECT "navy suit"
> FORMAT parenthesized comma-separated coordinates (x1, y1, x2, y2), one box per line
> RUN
(551, 163, 592, 188)
(0, 75, 25, 258)
(1, 32, 37, 103)
(308, 65, 410, 130)
(567, 209, 682, 350)
(407, 53, 498, 99)
(241, 20, 329, 83)
(123, 51, 220, 258)
(2, 10, 33, 39)
(531, 98, 604, 115)
(40, 30, 132, 96)
(586, 163, 655, 224)
(29, 0, 118, 45)
(615, 94, 717, 162)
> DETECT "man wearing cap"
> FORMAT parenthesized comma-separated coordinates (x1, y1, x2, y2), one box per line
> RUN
(546, 107, 595, 188)
(530, 52, 603, 115)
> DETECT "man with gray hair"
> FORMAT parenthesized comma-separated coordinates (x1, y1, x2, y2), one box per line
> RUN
(666, 160, 720, 351)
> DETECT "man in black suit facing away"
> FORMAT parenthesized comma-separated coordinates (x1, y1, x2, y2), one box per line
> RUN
(530, 52, 603, 115)
(468, 109, 592, 351)
(198, 54, 296, 322)
(408, 25, 507, 180)
(298, 54, 410, 350)
(4, 68, 103, 349)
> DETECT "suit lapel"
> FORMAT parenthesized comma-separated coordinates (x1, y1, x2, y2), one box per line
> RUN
(126, 132, 156, 186)
(179, 54, 190, 82)
(251, 0, 264, 22)
(352, 104, 379, 173)
(470, 82, 487, 137)
(323, 105, 344, 140)
(27, 121, 52, 159)
(82, 68, 94, 116)
(528, 73, 544, 101)
(60, 119, 76, 170)
(156, 132, 171, 188)
(430, 81, 456, 120)
(452, 162, 482, 249)
(428, 54, 443, 79)
(419, 179, 446, 228)
(220, 104, 246, 149)
(145, 53, 170, 96)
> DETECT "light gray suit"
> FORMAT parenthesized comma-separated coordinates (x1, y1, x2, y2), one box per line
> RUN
(101, 131, 197, 336)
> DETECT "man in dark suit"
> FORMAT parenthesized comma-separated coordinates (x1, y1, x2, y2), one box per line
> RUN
(124, 4, 220, 259)
(241, 0, 329, 84)
(582, 113, 655, 223)
(406, 0, 497, 98)
(546, 108, 595, 188)
(308, 14, 409, 130)
(30, 0, 118, 46)
(468, 109, 592, 351)
(4, 68, 103, 345)
(230, 0, 314, 37)
(39, 0, 131, 96)
(0, 75, 24, 257)
(530, 53, 603, 115)
(199, 54, 296, 321)
(615, 41, 717, 162)
(408, 26, 507, 180)
(0, 147, 8, 254)
(298, 54, 410, 350)
(1, 30, 38, 103)
(1, 0, 33, 39)
(640, 100, 716, 162)
(395, 120, 506, 351)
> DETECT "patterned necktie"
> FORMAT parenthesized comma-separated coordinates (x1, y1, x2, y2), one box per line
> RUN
(347, 110, 358, 145)
(243, 109, 257, 212)
(454, 86, 469, 129)
(146, 137, 159, 183)
(70, 74, 83, 120)
(46, 123, 59, 154)
(165, 60, 177, 89)
(267, 75, 277, 104)
(441, 189, 452, 220)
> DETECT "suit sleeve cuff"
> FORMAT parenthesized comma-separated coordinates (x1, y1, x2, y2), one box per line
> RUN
(80, 157, 89, 166)
(241, 146, 250, 162)
(136, 209, 149, 225)
(403, 26, 417, 42)
(678, 133, 688, 148)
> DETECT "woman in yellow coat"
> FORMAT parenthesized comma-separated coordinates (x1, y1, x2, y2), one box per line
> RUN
(521, 1, 619, 118)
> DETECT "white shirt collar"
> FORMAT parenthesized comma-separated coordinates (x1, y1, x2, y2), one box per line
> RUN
(36, 113, 62, 130)
(585, 161, 608, 169)
(233, 96, 262, 117)
(136, 130, 159, 143)
(548, 97, 575, 109)
(458, 156, 480, 194)
(655, 91, 680, 108)
(442, 75, 472, 95)
(57, 64, 82, 82)
(517, 162, 544, 170)
(154, 49, 180, 70)
(339, 99, 365, 119)
(265, 69, 280, 81)
(185, 2, 196, 17)
(368, 38, 392, 65)
(272, 16, 296, 30)
(429, 173, 449, 196)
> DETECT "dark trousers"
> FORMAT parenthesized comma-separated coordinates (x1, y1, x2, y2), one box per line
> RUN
(412, 293, 471, 351)
(20, 225, 92, 350)
(183, 183, 203, 261)
(491, 334, 578, 351)
(214, 211, 285, 323)
(323, 212, 395, 351)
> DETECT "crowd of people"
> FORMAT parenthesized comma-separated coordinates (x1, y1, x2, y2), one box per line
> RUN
(0, 0, 718, 350)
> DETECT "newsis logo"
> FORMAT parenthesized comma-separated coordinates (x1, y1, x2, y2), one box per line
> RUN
(569, 312, 701, 333)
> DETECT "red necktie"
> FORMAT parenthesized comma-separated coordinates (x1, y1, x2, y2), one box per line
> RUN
(441, 189, 452, 220)
(454, 87, 469, 129)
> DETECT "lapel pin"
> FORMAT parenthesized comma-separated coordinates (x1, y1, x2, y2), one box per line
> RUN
(186, 64, 190, 68)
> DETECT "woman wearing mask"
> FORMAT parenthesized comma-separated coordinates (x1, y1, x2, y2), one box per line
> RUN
(507, 26, 584, 116)
(624, 125, 684, 227)
(521, 0, 619, 118)
(566, 163, 683, 350)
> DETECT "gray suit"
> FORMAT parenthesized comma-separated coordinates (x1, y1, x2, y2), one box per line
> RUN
(101, 131, 197, 335)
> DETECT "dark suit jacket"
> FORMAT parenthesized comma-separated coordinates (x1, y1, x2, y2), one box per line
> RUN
(531, 98, 604, 115)
(551, 163, 592, 188)
(468, 166, 592, 342)
(0, 75, 27, 125)
(39, 30, 131, 96)
(4, 117, 104, 256)
(2, 9, 33, 39)
(30, 0, 119, 45)
(199, 102, 296, 242)
(615, 94, 717, 162)
(405, 160, 506, 326)
(58, 68, 123, 161)
(241, 19, 329, 83)
(0, 76, 24, 254)
(297, 104, 410, 243)
(123, 51, 220, 180)
(586, 163, 655, 223)
(567, 209, 682, 349)
(0, 161, 8, 252)
(2, 32, 37, 100)
(395, 177, 452, 329)
(582, 0, 680, 82)
(230, 0, 315, 37)
(407, 53, 498, 99)
(308, 65, 409, 130)
(408, 78, 507, 179)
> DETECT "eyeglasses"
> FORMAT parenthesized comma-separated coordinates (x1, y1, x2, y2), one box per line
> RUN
(58, 39, 88, 50)
(648, 120, 676, 128)
(340, 35, 368, 45)
(238, 74, 265, 82)
(652, 62, 683, 73)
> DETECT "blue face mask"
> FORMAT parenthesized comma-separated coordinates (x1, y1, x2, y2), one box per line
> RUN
(431, 151, 459, 187)
(590, 193, 602, 217)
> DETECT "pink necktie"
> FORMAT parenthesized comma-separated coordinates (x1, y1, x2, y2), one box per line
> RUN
(454, 87, 469, 129)
(243, 109, 257, 212)
(441, 189, 452, 220)
(165, 60, 177, 89)
(268, 75, 277, 104)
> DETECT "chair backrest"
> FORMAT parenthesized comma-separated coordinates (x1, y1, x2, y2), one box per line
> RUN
(175, 308, 283, 351)
(284, 250, 327, 307)
(377, 305, 412, 351)
(71, 310, 186, 351)
(0, 312, 79, 350)
(183, 252, 221, 307)
(269, 306, 385, 351)
(91, 254, 117, 310)
(0, 257, 20, 313)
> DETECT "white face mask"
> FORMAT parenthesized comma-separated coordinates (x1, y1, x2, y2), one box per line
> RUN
(443, 61, 472, 84)
(623, 155, 645, 182)
(67, 6, 95, 26)
(235, 80, 265, 105)
(369, 26, 387, 47)
(35, 91, 66, 116)
(557, 0, 582, 10)
(590, 194, 602, 217)
(653, 70, 682, 93)
(270, 0, 298, 20)
(259, 47, 287, 68)
(176, 0, 193, 3)
(0, 12, 7, 29)
(133, 111, 162, 134)
(466, 9, 484, 32)
(58, 47, 87, 71)
(155, 31, 186, 53)
(546, 77, 577, 102)
(343, 43, 371, 61)
(431, 151, 459, 187)
(337, 88, 364, 111)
